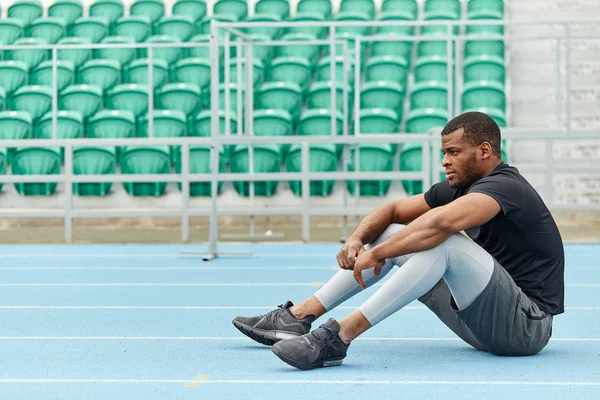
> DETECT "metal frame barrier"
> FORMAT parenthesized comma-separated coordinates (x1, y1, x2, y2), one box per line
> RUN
(0, 18, 598, 260)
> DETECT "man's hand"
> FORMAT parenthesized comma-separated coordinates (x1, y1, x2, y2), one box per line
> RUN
(353, 251, 385, 289)
(337, 238, 365, 270)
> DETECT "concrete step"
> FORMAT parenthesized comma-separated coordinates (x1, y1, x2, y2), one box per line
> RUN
(509, 40, 600, 63)
(509, 62, 600, 86)
(508, 0, 600, 13)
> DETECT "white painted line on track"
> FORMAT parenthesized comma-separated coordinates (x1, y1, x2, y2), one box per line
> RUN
(0, 253, 335, 258)
(0, 306, 596, 310)
(0, 266, 336, 271)
(0, 378, 598, 386)
(0, 336, 597, 342)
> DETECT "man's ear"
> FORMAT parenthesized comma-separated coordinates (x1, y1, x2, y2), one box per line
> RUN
(479, 142, 493, 160)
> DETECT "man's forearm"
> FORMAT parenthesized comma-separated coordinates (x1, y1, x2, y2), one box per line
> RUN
(369, 208, 453, 261)
(347, 202, 397, 244)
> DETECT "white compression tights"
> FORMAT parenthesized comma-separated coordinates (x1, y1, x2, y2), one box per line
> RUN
(313, 224, 495, 326)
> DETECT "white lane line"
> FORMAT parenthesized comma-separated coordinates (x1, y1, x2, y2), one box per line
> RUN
(0, 283, 596, 287)
(0, 378, 598, 386)
(0, 266, 336, 271)
(0, 253, 335, 258)
(0, 306, 596, 310)
(0, 336, 597, 342)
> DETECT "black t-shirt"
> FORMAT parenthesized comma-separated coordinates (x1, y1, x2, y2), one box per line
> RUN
(424, 162, 565, 315)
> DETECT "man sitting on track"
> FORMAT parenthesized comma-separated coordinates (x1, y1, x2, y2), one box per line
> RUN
(232, 111, 565, 370)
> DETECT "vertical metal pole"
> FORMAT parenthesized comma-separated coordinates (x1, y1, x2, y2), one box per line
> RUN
(353, 38, 361, 227)
(431, 128, 442, 184)
(224, 31, 231, 137)
(52, 48, 58, 140)
(565, 23, 572, 134)
(301, 141, 310, 242)
(64, 144, 73, 243)
(329, 25, 337, 138)
(208, 20, 221, 258)
(148, 46, 154, 138)
(556, 38, 562, 130)
(237, 38, 243, 134)
(246, 40, 255, 235)
(446, 24, 454, 118)
(181, 143, 190, 242)
(454, 30, 461, 118)
(342, 42, 349, 240)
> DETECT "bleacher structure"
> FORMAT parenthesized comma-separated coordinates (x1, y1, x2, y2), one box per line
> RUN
(0, 0, 598, 249)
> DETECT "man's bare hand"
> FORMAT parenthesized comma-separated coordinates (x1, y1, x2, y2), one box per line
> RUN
(353, 251, 385, 289)
(336, 238, 366, 270)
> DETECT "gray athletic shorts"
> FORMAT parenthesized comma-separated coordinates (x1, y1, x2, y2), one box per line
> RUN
(418, 259, 554, 356)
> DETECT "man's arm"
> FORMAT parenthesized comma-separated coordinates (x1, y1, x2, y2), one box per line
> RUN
(348, 194, 432, 245)
(369, 193, 501, 262)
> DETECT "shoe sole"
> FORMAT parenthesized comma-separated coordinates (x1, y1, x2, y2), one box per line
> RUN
(271, 345, 345, 371)
(232, 320, 301, 346)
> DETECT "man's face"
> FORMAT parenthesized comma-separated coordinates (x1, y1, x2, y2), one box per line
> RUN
(441, 129, 481, 189)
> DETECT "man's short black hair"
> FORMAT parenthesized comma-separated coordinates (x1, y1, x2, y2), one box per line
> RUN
(441, 111, 502, 157)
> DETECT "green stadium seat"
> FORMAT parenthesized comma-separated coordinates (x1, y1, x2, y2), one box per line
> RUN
(268, 57, 313, 92)
(323, 32, 368, 64)
(462, 80, 505, 111)
(466, 10, 504, 35)
(218, 83, 246, 112)
(381, 0, 418, 18)
(347, 144, 394, 196)
(468, 0, 505, 16)
(360, 81, 405, 117)
(8, 38, 47, 70)
(244, 14, 281, 40)
(227, 58, 264, 87)
(255, 0, 289, 20)
(196, 13, 237, 35)
(113, 16, 152, 43)
(88, 109, 135, 139)
(400, 142, 430, 195)
(60, 84, 103, 120)
(106, 84, 149, 118)
(335, 11, 371, 36)
(365, 55, 409, 85)
(184, 34, 213, 59)
(0, 61, 29, 95)
(12, 147, 61, 196)
(139, 110, 187, 162)
(357, 107, 399, 133)
(172, 0, 207, 22)
(464, 36, 504, 59)
(156, 83, 201, 118)
(8, 0, 43, 27)
(10, 85, 52, 123)
(231, 144, 281, 197)
(130, 0, 164, 25)
(0, 88, 5, 110)
(286, 12, 327, 39)
(424, 0, 461, 16)
(278, 33, 319, 66)
(0, 111, 32, 140)
(156, 15, 195, 41)
(405, 108, 447, 133)
(35, 110, 83, 139)
(140, 35, 181, 66)
(28, 17, 65, 44)
(296, 0, 331, 19)
(463, 55, 505, 85)
(414, 55, 450, 83)
(371, 33, 412, 60)
(286, 143, 338, 197)
(124, 58, 168, 88)
(172, 57, 210, 92)
(421, 11, 459, 36)
(214, 0, 248, 20)
(462, 106, 506, 127)
(0, 19, 25, 46)
(48, 0, 83, 27)
(72, 146, 117, 196)
(340, 0, 375, 18)
(376, 10, 416, 36)
(192, 109, 238, 137)
(175, 145, 226, 196)
(31, 60, 75, 92)
(236, 34, 272, 64)
(89, 0, 124, 27)
(121, 146, 171, 196)
(255, 81, 303, 122)
(316, 56, 356, 84)
(254, 109, 293, 154)
(297, 109, 344, 136)
(71, 17, 109, 43)
(77, 59, 121, 92)
(57, 37, 92, 68)
(410, 81, 448, 111)
(307, 81, 353, 114)
(96, 36, 135, 67)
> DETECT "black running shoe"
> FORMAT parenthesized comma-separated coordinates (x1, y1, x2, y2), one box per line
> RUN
(232, 301, 315, 346)
(271, 318, 349, 370)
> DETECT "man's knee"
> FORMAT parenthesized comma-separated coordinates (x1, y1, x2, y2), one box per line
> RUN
(365, 224, 406, 250)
